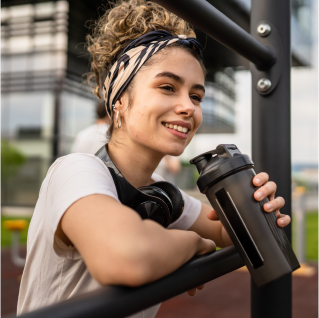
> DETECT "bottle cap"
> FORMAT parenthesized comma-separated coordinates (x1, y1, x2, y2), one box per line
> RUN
(190, 144, 254, 193)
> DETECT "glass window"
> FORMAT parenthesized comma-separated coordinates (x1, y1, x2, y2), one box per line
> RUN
(56, 1, 69, 13)
(1, 56, 10, 72)
(55, 32, 68, 49)
(8, 35, 32, 53)
(34, 34, 53, 48)
(10, 4, 33, 18)
(1, 7, 9, 21)
(35, 2, 55, 18)
(1, 38, 8, 53)
(1, 92, 54, 139)
(10, 55, 28, 72)
(32, 53, 54, 71)
(55, 51, 67, 70)
(60, 91, 96, 137)
(59, 92, 97, 155)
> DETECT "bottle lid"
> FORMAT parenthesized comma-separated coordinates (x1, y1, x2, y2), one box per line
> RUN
(190, 144, 254, 193)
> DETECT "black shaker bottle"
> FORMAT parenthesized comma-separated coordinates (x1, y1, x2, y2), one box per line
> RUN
(190, 144, 300, 288)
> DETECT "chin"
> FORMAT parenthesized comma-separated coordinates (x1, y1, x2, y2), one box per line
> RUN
(160, 144, 185, 157)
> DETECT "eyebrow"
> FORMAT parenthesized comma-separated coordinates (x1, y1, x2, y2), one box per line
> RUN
(155, 71, 184, 84)
(154, 71, 205, 93)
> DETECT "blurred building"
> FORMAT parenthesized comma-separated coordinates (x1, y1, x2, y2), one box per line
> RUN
(1, 0, 313, 206)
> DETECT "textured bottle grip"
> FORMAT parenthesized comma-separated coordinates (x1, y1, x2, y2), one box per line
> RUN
(215, 188, 264, 269)
(259, 198, 300, 271)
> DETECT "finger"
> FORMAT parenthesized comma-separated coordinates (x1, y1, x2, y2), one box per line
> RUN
(254, 181, 277, 201)
(263, 197, 285, 212)
(277, 214, 291, 227)
(197, 238, 216, 256)
(197, 284, 205, 290)
(207, 209, 219, 221)
(187, 288, 196, 296)
(253, 172, 269, 187)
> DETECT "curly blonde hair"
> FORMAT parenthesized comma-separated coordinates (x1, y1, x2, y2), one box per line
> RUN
(86, 0, 199, 99)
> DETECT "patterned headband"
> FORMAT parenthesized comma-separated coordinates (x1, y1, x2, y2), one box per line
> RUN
(102, 30, 203, 117)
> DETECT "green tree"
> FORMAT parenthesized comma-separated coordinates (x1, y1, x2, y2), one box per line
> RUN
(1, 140, 26, 183)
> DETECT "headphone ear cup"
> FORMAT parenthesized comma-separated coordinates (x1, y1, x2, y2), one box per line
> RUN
(138, 186, 173, 227)
(150, 181, 184, 223)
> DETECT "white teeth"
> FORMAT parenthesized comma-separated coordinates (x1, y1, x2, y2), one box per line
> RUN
(164, 122, 189, 134)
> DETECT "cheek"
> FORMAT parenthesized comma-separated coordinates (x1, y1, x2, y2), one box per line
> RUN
(126, 107, 155, 139)
(194, 107, 203, 130)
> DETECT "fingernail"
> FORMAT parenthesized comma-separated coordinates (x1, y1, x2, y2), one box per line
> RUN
(255, 178, 260, 185)
(265, 203, 273, 211)
(279, 220, 284, 226)
(256, 192, 262, 199)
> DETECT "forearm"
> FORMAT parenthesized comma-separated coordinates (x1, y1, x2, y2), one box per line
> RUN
(104, 220, 213, 286)
(189, 202, 233, 248)
(138, 221, 207, 283)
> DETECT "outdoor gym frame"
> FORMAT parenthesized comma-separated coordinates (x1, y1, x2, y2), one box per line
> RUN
(16, 0, 292, 318)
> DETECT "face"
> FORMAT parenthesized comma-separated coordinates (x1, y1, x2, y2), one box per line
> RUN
(114, 47, 205, 157)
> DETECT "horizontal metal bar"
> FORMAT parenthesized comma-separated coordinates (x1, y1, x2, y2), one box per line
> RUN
(16, 246, 244, 318)
(153, 0, 276, 70)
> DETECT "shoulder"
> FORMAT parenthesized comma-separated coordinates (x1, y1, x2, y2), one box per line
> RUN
(45, 153, 116, 195)
(42, 153, 119, 219)
(48, 153, 108, 176)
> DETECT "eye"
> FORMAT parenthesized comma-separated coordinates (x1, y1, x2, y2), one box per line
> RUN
(160, 85, 174, 92)
(190, 95, 202, 102)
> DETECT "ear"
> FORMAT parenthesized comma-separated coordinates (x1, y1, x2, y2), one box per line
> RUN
(113, 93, 128, 116)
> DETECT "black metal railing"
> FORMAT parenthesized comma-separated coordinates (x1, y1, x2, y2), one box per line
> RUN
(15, 247, 244, 318)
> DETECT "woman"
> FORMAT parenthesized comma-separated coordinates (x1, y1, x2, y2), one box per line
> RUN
(17, 1, 289, 317)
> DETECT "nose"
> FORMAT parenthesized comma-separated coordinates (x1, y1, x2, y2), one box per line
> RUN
(175, 95, 196, 118)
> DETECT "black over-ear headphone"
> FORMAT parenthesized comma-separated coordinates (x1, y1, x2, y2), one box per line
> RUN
(95, 145, 184, 228)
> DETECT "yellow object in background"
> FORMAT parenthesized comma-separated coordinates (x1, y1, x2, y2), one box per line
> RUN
(3, 220, 28, 231)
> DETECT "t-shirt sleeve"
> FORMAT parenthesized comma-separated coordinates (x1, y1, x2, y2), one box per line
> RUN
(44, 154, 118, 259)
(167, 189, 202, 230)
(151, 173, 202, 231)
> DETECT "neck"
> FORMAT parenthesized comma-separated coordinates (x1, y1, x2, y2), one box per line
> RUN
(107, 139, 163, 188)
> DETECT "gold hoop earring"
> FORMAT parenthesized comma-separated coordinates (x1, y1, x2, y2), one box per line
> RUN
(116, 111, 121, 128)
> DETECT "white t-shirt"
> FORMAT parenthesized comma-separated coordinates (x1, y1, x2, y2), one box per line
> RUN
(71, 123, 109, 154)
(17, 153, 202, 317)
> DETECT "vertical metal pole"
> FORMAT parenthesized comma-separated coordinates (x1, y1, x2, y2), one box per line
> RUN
(251, 1, 292, 318)
(53, 79, 62, 161)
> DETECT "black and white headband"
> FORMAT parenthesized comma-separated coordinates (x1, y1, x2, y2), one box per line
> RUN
(102, 30, 203, 117)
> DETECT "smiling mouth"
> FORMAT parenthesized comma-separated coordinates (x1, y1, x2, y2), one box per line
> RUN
(162, 122, 189, 134)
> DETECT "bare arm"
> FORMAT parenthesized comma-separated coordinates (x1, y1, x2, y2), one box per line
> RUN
(188, 202, 233, 248)
(58, 194, 216, 287)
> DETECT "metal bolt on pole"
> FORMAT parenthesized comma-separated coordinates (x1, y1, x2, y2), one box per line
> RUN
(257, 78, 272, 92)
(257, 23, 271, 37)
